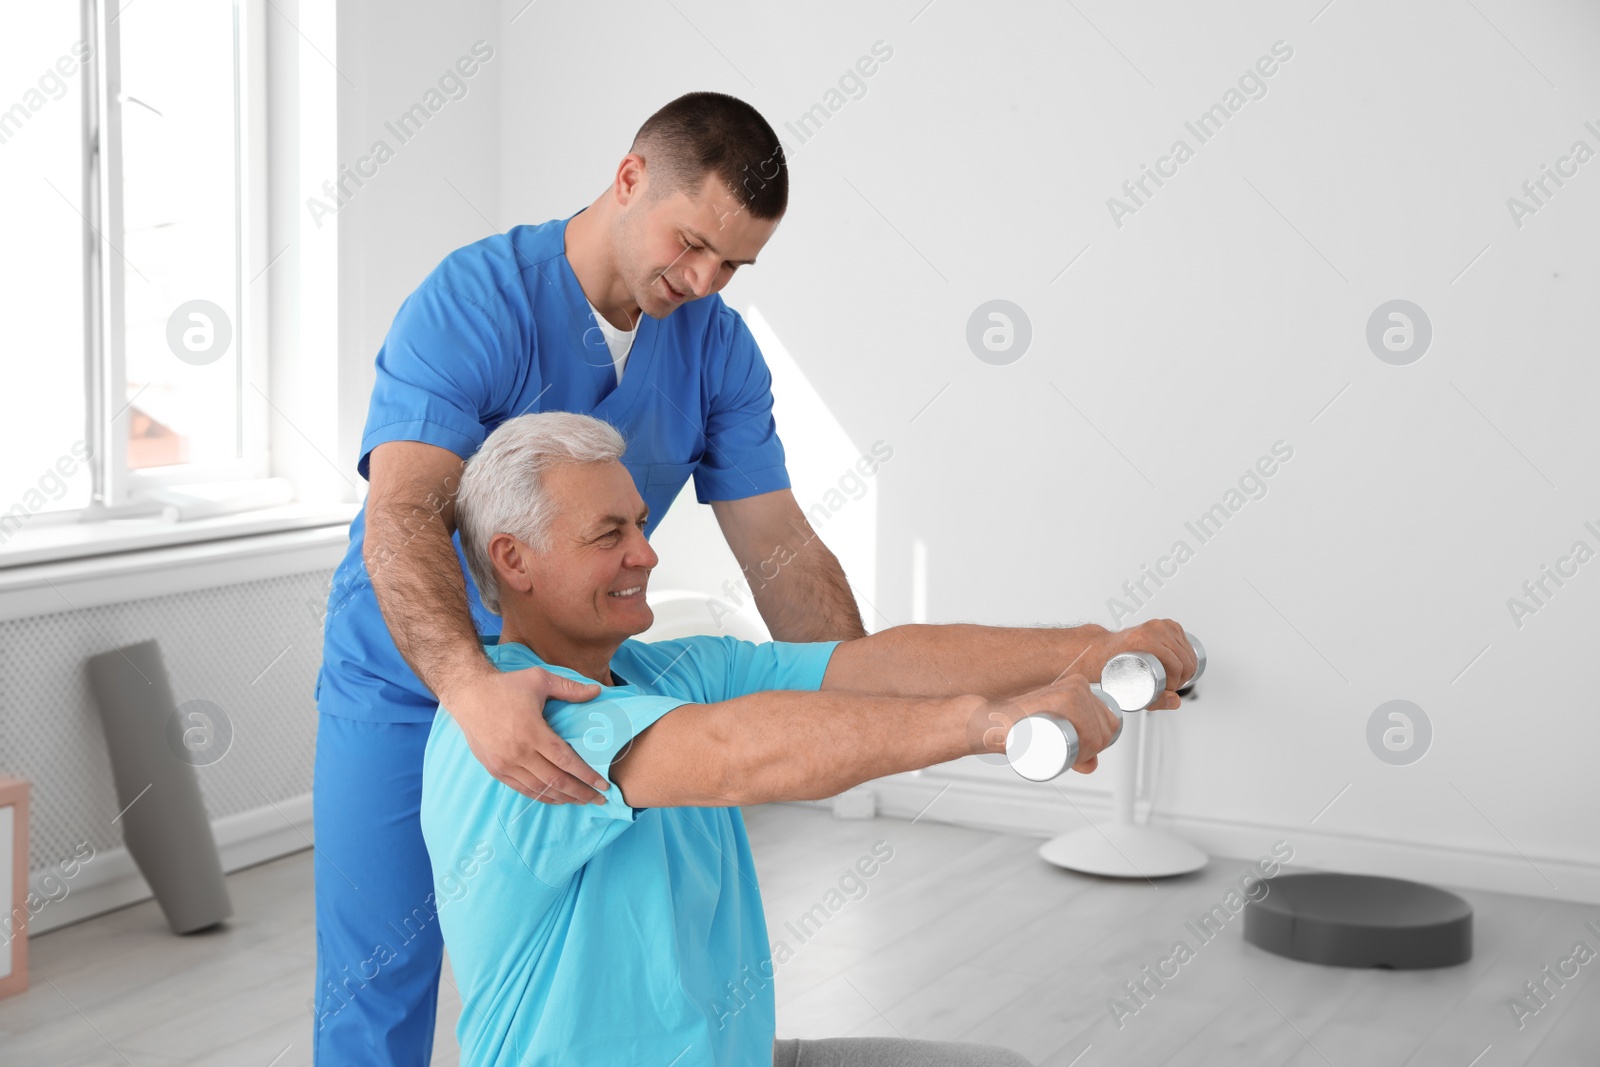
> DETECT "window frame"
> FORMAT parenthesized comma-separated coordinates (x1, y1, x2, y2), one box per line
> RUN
(83, 0, 273, 514)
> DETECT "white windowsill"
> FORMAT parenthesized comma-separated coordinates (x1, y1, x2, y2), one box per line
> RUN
(0, 503, 362, 623)
(0, 501, 361, 571)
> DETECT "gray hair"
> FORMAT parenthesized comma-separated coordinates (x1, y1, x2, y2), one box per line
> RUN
(456, 411, 627, 615)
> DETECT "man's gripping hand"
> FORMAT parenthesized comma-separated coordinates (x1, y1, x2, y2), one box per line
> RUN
(1082, 618, 1200, 711)
(970, 675, 1123, 774)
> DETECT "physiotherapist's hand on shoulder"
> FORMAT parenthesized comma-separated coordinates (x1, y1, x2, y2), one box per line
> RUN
(444, 663, 610, 805)
(365, 440, 610, 805)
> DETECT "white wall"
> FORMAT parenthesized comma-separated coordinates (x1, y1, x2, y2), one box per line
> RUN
(331, 0, 1600, 900)
(330, 0, 503, 485)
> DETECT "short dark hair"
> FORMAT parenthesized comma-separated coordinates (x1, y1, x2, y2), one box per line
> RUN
(630, 91, 788, 220)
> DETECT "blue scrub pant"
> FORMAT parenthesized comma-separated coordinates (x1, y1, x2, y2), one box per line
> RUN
(312, 712, 443, 1066)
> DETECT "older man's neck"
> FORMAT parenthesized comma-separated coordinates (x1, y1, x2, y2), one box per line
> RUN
(498, 624, 619, 687)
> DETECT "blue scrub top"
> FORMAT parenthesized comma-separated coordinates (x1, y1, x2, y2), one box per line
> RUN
(315, 211, 792, 722)
(420, 634, 840, 1067)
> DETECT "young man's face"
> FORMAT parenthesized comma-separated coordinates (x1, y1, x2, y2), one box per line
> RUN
(617, 165, 779, 318)
(504, 459, 660, 648)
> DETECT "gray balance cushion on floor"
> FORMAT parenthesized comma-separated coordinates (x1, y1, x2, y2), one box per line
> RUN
(86, 639, 232, 935)
(1244, 872, 1472, 969)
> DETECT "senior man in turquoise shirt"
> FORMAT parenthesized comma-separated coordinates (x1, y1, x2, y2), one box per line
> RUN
(420, 412, 1199, 1066)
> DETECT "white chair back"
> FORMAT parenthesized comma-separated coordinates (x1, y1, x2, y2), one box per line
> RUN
(634, 589, 772, 644)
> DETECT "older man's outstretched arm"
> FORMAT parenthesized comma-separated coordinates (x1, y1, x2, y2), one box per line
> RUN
(610, 688, 991, 808)
(612, 662, 1122, 809)
(818, 618, 1198, 702)
(611, 618, 1201, 809)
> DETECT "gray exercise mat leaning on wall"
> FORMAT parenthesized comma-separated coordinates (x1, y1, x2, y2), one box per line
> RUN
(86, 639, 232, 935)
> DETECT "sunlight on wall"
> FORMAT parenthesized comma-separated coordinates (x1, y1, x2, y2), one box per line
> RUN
(744, 304, 879, 629)
(911, 536, 928, 625)
(642, 303, 881, 637)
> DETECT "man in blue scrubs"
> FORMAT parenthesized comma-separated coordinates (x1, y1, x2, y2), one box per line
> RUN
(312, 92, 867, 1063)
(420, 411, 1197, 1065)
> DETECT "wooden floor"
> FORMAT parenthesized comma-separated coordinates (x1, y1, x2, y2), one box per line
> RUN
(0, 804, 1595, 1065)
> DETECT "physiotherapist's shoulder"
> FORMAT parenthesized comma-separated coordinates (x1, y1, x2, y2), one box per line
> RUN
(409, 217, 568, 313)
(664, 293, 760, 365)
(708, 295, 759, 351)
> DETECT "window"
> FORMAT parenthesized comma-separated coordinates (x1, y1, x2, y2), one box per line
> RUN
(0, 0, 269, 547)
(0, 4, 90, 517)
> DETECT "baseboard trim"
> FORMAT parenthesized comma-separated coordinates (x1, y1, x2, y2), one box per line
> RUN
(25, 770, 1599, 945)
(25, 792, 314, 937)
(817, 773, 1600, 906)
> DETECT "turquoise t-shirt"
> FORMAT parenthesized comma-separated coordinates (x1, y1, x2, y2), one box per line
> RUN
(420, 634, 841, 1066)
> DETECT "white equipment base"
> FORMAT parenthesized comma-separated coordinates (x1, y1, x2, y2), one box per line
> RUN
(1038, 708, 1208, 878)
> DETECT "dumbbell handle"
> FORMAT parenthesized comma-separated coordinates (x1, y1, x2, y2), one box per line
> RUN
(1005, 631, 1205, 783)
(1179, 632, 1205, 695)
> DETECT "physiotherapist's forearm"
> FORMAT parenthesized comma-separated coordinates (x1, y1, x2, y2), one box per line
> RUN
(748, 532, 867, 642)
(366, 499, 487, 699)
(822, 622, 1110, 702)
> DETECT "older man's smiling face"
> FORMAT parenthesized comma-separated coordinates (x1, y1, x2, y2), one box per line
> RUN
(490, 459, 659, 680)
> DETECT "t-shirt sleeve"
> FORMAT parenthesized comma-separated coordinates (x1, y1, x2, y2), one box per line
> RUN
(493, 691, 690, 888)
(628, 635, 841, 704)
(721, 638, 840, 698)
(356, 257, 527, 480)
(692, 308, 792, 504)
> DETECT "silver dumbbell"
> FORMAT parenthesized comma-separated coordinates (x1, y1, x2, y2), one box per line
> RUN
(1006, 632, 1205, 783)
